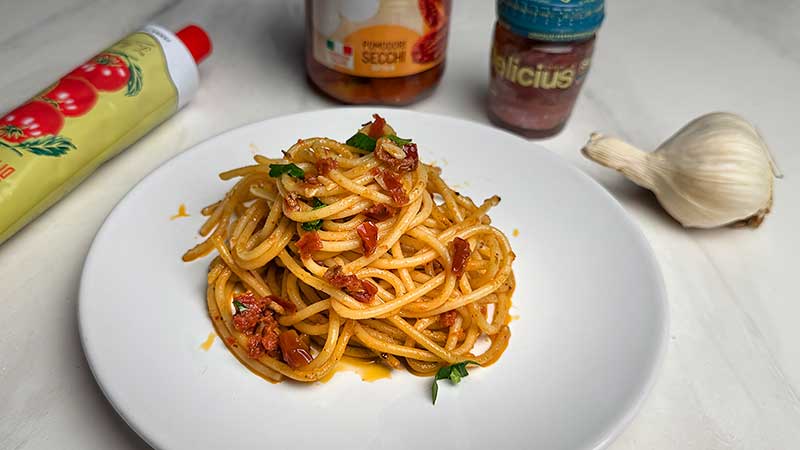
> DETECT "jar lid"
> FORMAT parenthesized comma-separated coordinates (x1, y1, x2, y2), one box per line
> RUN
(497, 0, 605, 42)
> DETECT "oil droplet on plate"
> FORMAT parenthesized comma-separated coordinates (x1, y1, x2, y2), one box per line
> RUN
(200, 332, 216, 351)
(512, 228, 519, 237)
(320, 356, 392, 383)
(171, 204, 190, 220)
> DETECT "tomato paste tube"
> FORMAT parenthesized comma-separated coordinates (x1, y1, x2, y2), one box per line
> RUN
(0, 24, 211, 245)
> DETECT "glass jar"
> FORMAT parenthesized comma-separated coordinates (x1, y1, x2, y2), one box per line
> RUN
(488, 0, 604, 138)
(305, 0, 451, 105)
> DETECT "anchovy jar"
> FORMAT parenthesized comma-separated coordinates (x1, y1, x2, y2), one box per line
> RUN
(488, 0, 605, 137)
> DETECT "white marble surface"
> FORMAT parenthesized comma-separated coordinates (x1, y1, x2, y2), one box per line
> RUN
(1, 0, 799, 448)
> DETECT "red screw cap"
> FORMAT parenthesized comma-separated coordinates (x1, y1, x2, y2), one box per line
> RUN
(176, 24, 212, 64)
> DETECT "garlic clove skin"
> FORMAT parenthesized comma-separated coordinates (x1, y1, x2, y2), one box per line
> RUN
(582, 112, 777, 229)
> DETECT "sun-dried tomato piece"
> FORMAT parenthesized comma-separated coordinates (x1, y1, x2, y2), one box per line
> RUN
(260, 327, 280, 353)
(368, 114, 386, 138)
(297, 231, 322, 259)
(324, 265, 361, 291)
(279, 330, 313, 368)
(349, 280, 378, 303)
(356, 220, 379, 256)
(373, 168, 409, 206)
(233, 307, 260, 332)
(324, 265, 378, 303)
(315, 157, 338, 176)
(364, 203, 398, 221)
(231, 292, 281, 359)
(232, 292, 268, 332)
(247, 335, 264, 358)
(451, 237, 471, 278)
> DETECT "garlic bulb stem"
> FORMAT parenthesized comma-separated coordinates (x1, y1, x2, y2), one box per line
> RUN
(582, 133, 657, 189)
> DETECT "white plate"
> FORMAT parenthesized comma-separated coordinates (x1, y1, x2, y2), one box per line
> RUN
(79, 108, 667, 450)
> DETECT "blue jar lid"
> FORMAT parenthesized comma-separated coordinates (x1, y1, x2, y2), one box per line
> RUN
(497, 0, 605, 42)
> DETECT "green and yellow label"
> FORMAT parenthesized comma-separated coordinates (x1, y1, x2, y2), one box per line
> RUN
(0, 31, 179, 244)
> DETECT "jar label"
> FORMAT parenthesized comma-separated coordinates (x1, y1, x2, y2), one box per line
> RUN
(310, 0, 450, 78)
(492, 45, 592, 90)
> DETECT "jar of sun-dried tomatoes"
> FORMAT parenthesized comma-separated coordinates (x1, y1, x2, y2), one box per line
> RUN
(488, 0, 604, 137)
(305, 0, 451, 105)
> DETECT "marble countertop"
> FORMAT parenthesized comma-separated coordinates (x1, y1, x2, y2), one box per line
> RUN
(1, 0, 799, 448)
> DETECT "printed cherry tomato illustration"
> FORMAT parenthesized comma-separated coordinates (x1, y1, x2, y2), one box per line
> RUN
(41, 77, 98, 117)
(0, 101, 64, 144)
(69, 53, 131, 92)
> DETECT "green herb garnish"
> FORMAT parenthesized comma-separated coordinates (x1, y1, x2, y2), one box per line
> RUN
(269, 163, 304, 178)
(301, 220, 323, 231)
(233, 300, 248, 313)
(386, 135, 412, 145)
(345, 132, 377, 151)
(301, 198, 326, 231)
(431, 361, 479, 405)
(345, 132, 412, 152)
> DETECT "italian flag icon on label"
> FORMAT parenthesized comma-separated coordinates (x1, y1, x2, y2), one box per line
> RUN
(325, 39, 354, 69)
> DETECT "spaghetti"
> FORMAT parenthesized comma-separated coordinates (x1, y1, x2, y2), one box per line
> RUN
(183, 115, 515, 384)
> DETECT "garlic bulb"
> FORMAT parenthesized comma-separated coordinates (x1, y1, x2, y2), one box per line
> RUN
(581, 112, 780, 228)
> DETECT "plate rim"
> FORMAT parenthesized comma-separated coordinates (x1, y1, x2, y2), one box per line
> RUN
(78, 106, 669, 450)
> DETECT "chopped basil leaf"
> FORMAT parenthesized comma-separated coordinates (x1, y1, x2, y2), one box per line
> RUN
(435, 366, 452, 380)
(431, 361, 479, 405)
(346, 132, 377, 151)
(269, 163, 304, 178)
(311, 197, 326, 209)
(301, 219, 323, 231)
(301, 198, 326, 231)
(386, 135, 412, 145)
(233, 300, 248, 313)
(453, 362, 470, 378)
